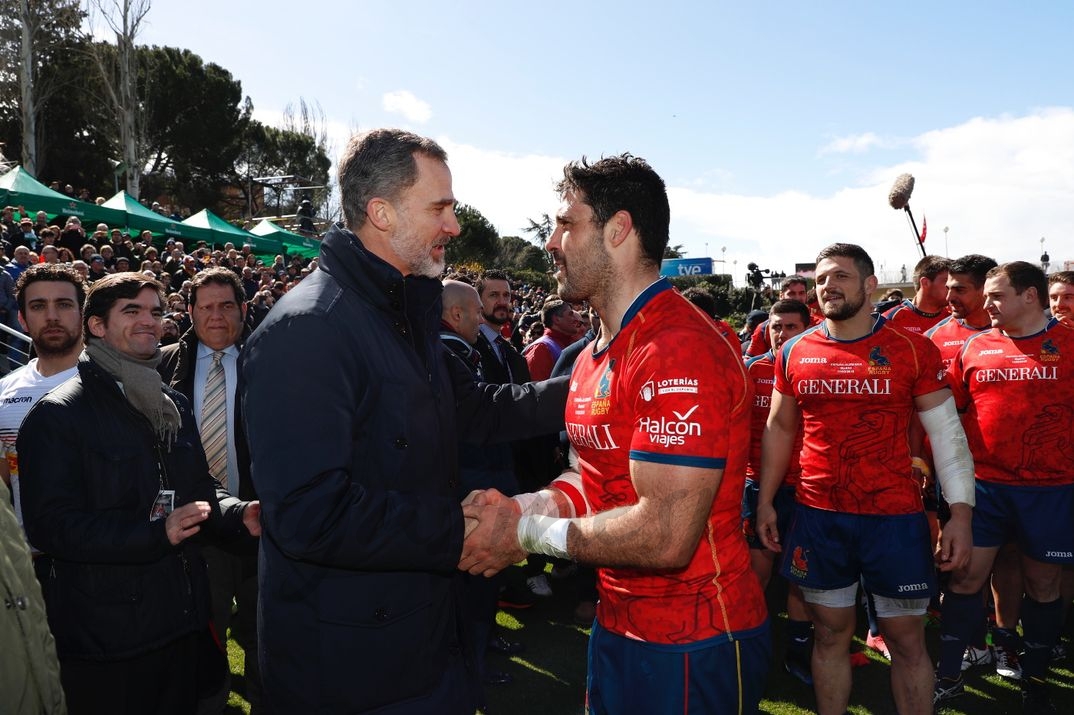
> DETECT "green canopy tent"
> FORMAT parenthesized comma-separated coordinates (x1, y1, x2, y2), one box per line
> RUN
(182, 209, 283, 256)
(249, 219, 321, 259)
(101, 191, 213, 244)
(0, 166, 126, 226)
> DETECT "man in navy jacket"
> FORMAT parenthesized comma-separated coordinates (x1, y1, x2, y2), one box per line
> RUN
(241, 128, 568, 714)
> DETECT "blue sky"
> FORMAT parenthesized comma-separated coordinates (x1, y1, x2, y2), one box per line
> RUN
(131, 1, 1074, 283)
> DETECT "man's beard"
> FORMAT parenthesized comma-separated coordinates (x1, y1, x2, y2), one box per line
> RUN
(390, 219, 445, 278)
(554, 245, 610, 304)
(821, 287, 866, 321)
(482, 309, 508, 326)
(34, 328, 81, 357)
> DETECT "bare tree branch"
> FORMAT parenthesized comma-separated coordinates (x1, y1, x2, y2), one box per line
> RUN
(85, 0, 151, 197)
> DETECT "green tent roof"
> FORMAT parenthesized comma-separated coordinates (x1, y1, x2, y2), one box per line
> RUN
(0, 166, 126, 225)
(101, 191, 213, 243)
(182, 209, 283, 255)
(250, 219, 321, 259)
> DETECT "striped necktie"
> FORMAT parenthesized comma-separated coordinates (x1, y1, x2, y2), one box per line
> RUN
(201, 350, 229, 490)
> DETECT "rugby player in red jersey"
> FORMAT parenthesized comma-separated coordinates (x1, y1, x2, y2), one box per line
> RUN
(743, 299, 813, 682)
(926, 254, 1025, 678)
(1048, 271, 1074, 325)
(927, 255, 999, 368)
(1046, 270, 1074, 668)
(882, 255, 951, 334)
(757, 243, 975, 715)
(744, 275, 812, 357)
(935, 262, 1074, 713)
(459, 155, 769, 714)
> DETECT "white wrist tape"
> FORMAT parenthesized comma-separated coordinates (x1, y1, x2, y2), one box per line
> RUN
(918, 396, 975, 506)
(511, 470, 590, 518)
(512, 491, 560, 517)
(517, 515, 571, 560)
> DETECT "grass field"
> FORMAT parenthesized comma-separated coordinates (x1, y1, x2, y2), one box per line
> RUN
(221, 564, 1074, 714)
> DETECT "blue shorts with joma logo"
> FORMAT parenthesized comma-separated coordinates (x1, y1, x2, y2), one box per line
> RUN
(779, 504, 936, 599)
(972, 480, 1074, 564)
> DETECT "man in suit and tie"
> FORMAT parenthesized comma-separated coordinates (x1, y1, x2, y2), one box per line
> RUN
(474, 270, 529, 386)
(475, 270, 563, 600)
(159, 267, 261, 714)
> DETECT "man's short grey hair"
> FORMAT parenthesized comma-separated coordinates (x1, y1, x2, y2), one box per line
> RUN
(338, 128, 448, 231)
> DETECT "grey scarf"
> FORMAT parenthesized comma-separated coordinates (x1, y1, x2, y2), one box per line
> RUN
(85, 337, 181, 446)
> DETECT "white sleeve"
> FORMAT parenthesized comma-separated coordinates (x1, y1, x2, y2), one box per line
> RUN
(918, 396, 975, 507)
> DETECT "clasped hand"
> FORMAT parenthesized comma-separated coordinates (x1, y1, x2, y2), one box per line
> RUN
(458, 488, 526, 577)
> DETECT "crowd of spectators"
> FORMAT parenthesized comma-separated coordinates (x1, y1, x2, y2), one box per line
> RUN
(2, 204, 588, 370)
(444, 266, 555, 347)
(0, 204, 317, 364)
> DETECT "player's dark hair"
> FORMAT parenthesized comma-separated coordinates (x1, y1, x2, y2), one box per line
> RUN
(16, 264, 87, 315)
(815, 243, 875, 279)
(770, 299, 810, 325)
(912, 255, 951, 283)
(947, 254, 998, 289)
(782, 275, 808, 292)
(556, 154, 670, 268)
(987, 261, 1047, 309)
(1047, 270, 1074, 288)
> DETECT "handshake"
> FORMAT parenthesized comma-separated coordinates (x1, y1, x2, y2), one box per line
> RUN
(458, 471, 587, 577)
(458, 488, 526, 577)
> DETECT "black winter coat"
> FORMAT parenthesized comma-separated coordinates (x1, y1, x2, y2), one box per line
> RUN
(240, 223, 568, 714)
(18, 355, 249, 660)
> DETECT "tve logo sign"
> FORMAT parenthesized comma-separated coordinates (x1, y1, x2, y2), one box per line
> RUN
(659, 258, 713, 277)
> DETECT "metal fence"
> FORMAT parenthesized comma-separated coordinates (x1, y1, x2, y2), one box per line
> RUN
(0, 322, 31, 372)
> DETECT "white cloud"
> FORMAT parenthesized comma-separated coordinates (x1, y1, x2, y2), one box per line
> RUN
(314, 108, 1074, 286)
(819, 132, 890, 155)
(382, 90, 432, 123)
(437, 138, 565, 238)
(250, 108, 285, 126)
(668, 108, 1074, 283)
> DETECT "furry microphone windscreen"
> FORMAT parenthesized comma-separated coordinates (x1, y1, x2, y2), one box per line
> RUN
(888, 173, 915, 210)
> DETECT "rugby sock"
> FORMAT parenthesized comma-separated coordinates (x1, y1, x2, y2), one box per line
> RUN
(969, 590, 988, 649)
(991, 626, 1021, 652)
(1020, 596, 1062, 681)
(938, 590, 985, 679)
(786, 619, 813, 657)
(969, 618, 988, 650)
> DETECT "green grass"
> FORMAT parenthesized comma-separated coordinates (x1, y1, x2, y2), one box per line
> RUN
(224, 636, 252, 714)
(219, 564, 1074, 713)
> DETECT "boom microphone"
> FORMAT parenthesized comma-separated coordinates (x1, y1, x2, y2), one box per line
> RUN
(888, 173, 914, 210)
(887, 173, 926, 258)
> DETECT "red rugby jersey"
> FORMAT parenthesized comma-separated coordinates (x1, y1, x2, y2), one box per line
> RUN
(745, 351, 801, 487)
(882, 298, 949, 335)
(775, 316, 948, 515)
(948, 319, 1074, 486)
(567, 279, 766, 644)
(926, 316, 989, 370)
